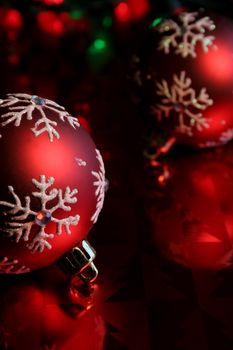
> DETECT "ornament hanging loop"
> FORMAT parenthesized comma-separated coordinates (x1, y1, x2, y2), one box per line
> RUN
(58, 240, 98, 283)
(57, 240, 98, 308)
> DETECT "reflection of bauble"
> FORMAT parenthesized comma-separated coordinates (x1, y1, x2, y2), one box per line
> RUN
(0, 266, 106, 349)
(149, 145, 233, 268)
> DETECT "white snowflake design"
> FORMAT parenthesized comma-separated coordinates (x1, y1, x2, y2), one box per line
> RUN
(91, 149, 106, 224)
(0, 93, 80, 142)
(0, 256, 30, 274)
(0, 175, 80, 253)
(156, 11, 217, 58)
(151, 71, 213, 136)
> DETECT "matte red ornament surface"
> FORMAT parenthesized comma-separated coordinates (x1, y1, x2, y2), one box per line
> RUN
(135, 9, 233, 148)
(0, 93, 105, 273)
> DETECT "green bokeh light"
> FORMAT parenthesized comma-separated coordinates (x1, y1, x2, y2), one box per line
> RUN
(87, 33, 113, 72)
(150, 17, 163, 28)
(102, 16, 112, 28)
(93, 38, 107, 51)
(71, 9, 84, 20)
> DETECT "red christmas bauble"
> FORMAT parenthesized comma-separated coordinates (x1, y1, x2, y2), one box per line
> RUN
(134, 9, 233, 148)
(0, 93, 106, 273)
(147, 145, 233, 269)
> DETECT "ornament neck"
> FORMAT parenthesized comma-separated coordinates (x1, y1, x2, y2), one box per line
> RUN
(57, 240, 98, 310)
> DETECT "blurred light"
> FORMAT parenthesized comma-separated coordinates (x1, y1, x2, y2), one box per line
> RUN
(150, 17, 163, 28)
(70, 9, 84, 20)
(88, 38, 107, 55)
(127, 0, 149, 20)
(53, 19, 63, 35)
(158, 175, 165, 184)
(3, 9, 22, 30)
(93, 38, 106, 51)
(87, 32, 113, 71)
(43, 0, 64, 4)
(115, 2, 130, 22)
(37, 11, 64, 35)
(102, 16, 112, 28)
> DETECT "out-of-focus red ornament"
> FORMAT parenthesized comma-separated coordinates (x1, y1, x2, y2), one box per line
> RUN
(135, 9, 233, 148)
(0, 8, 22, 32)
(0, 93, 106, 273)
(115, 2, 131, 23)
(147, 144, 233, 269)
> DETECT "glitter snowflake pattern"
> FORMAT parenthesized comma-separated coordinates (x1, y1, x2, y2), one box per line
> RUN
(0, 175, 80, 253)
(151, 71, 213, 136)
(91, 149, 106, 224)
(156, 11, 217, 58)
(0, 93, 80, 142)
(0, 256, 30, 274)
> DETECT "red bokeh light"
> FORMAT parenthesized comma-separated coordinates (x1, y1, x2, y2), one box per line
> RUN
(127, 0, 149, 20)
(2, 9, 22, 30)
(37, 11, 64, 35)
(43, 0, 64, 4)
(115, 2, 131, 22)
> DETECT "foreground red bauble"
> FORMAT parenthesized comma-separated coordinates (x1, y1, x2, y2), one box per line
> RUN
(0, 93, 106, 273)
(135, 9, 233, 148)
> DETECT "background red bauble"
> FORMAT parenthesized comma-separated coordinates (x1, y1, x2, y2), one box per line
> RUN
(135, 9, 233, 148)
(147, 145, 233, 269)
(0, 93, 106, 273)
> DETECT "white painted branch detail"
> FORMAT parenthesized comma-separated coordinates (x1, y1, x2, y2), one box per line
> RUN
(151, 71, 213, 136)
(0, 256, 30, 274)
(91, 149, 106, 224)
(0, 175, 80, 253)
(156, 12, 217, 58)
(0, 93, 80, 141)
